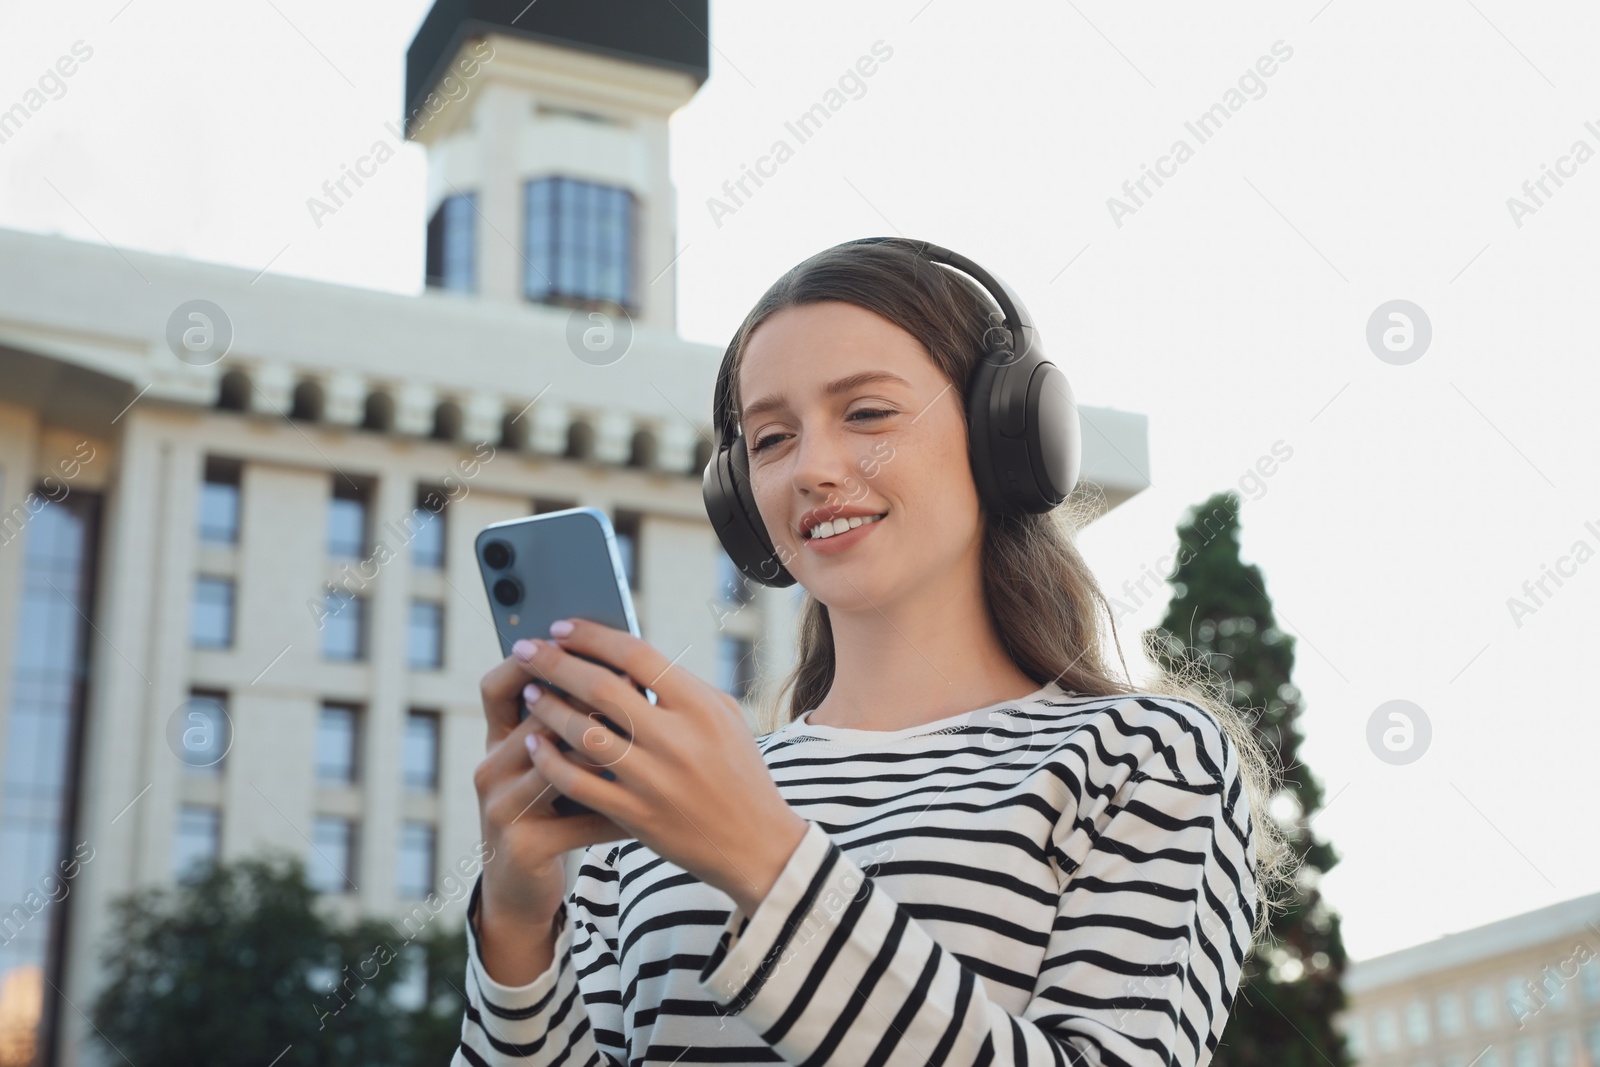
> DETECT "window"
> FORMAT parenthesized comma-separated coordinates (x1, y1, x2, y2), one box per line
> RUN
(1582, 957, 1600, 1004)
(1549, 1031, 1574, 1067)
(717, 548, 754, 606)
(716, 635, 755, 701)
(173, 805, 221, 882)
(533, 497, 577, 515)
(322, 591, 365, 660)
(309, 816, 357, 894)
(179, 691, 230, 774)
(192, 576, 235, 648)
(412, 488, 445, 570)
(1373, 1009, 1399, 1051)
(1507, 976, 1531, 1025)
(316, 704, 360, 785)
(1587, 1023, 1600, 1067)
(328, 481, 368, 559)
(426, 191, 476, 292)
(1473, 984, 1497, 1028)
(523, 176, 635, 308)
(1512, 1038, 1539, 1067)
(199, 458, 241, 544)
(1342, 1016, 1366, 1059)
(613, 510, 640, 590)
(1437, 992, 1464, 1037)
(1545, 968, 1569, 1010)
(1404, 999, 1430, 1045)
(397, 822, 436, 899)
(408, 601, 443, 670)
(0, 490, 101, 1025)
(404, 712, 440, 792)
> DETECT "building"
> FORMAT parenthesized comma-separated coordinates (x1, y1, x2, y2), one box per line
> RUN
(1339, 890, 1600, 1067)
(0, 1, 1152, 1063)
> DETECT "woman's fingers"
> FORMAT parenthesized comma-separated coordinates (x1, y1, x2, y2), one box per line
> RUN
(523, 685, 636, 771)
(526, 727, 634, 825)
(479, 653, 541, 749)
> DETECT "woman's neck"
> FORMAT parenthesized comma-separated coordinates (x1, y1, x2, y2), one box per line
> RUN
(806, 578, 1042, 732)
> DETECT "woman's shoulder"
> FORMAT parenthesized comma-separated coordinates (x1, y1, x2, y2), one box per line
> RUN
(1034, 688, 1239, 785)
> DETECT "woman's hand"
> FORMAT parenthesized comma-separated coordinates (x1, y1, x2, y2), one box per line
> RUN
(516, 619, 810, 915)
(472, 649, 633, 983)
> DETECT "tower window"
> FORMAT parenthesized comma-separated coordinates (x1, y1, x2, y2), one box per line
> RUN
(426, 192, 477, 292)
(523, 176, 636, 309)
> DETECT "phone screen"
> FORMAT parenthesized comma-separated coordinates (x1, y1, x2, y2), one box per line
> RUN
(475, 507, 655, 816)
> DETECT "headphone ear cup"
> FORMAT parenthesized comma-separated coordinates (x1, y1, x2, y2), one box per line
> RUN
(701, 433, 796, 588)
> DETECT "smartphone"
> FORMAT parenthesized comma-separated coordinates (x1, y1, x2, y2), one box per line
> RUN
(475, 507, 655, 817)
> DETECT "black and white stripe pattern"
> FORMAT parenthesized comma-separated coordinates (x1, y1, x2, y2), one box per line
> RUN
(455, 682, 1258, 1067)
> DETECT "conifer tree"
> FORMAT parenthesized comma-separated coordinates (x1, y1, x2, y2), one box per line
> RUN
(1144, 490, 1351, 1067)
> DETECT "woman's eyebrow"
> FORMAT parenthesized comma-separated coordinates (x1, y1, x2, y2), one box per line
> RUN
(741, 370, 913, 424)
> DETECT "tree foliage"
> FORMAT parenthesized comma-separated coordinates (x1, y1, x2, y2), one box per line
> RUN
(1145, 490, 1351, 1067)
(89, 853, 467, 1066)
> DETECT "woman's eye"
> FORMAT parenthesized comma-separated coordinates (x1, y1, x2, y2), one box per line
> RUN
(750, 410, 895, 455)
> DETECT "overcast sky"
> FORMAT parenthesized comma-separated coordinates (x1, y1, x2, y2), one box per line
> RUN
(4, 0, 1598, 965)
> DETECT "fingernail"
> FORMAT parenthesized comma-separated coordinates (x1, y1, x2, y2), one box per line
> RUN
(549, 619, 574, 637)
(525, 733, 540, 757)
(513, 639, 536, 661)
(523, 682, 542, 703)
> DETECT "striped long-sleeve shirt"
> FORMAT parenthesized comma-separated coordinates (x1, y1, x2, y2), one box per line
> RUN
(454, 680, 1259, 1067)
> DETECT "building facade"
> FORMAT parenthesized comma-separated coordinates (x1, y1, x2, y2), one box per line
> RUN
(0, 2, 1152, 1064)
(1339, 891, 1600, 1067)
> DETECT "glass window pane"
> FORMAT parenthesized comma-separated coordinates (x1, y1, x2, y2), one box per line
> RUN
(716, 635, 755, 701)
(443, 193, 476, 292)
(328, 494, 366, 559)
(178, 693, 230, 775)
(1581, 957, 1600, 1004)
(1405, 999, 1430, 1044)
(397, 821, 436, 899)
(408, 601, 443, 670)
(1374, 1010, 1398, 1051)
(403, 713, 440, 792)
(1437, 992, 1463, 1037)
(412, 502, 444, 569)
(173, 805, 221, 882)
(1473, 985, 1497, 1028)
(192, 577, 234, 648)
(322, 591, 364, 660)
(1549, 1031, 1574, 1067)
(525, 178, 553, 299)
(199, 480, 239, 544)
(309, 816, 356, 894)
(316, 705, 358, 785)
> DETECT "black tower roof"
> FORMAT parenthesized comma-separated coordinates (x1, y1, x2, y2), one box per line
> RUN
(404, 0, 710, 131)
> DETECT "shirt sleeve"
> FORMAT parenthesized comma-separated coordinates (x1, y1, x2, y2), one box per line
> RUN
(454, 843, 628, 1067)
(695, 707, 1258, 1067)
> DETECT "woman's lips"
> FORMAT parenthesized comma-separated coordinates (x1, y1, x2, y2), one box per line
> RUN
(802, 514, 885, 555)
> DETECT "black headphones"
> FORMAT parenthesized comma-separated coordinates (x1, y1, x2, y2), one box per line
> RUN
(701, 236, 1081, 589)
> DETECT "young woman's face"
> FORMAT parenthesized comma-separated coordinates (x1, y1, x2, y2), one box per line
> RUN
(737, 300, 982, 610)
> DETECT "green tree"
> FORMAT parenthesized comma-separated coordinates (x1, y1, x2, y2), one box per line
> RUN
(1145, 490, 1351, 1067)
(89, 853, 467, 1066)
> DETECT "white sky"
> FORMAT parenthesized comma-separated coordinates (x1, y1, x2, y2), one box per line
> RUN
(3, 0, 1598, 966)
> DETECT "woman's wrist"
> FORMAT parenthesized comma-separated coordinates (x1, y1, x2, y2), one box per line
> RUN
(725, 810, 810, 915)
(476, 887, 561, 988)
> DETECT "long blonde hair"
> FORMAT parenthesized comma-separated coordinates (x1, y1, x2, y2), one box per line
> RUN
(728, 238, 1295, 948)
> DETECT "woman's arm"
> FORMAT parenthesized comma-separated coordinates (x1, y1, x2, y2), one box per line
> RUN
(696, 702, 1258, 1066)
(454, 844, 628, 1067)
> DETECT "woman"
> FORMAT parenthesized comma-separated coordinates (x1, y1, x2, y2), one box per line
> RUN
(455, 238, 1291, 1067)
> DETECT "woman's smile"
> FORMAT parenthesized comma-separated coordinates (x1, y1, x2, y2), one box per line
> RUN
(802, 511, 887, 555)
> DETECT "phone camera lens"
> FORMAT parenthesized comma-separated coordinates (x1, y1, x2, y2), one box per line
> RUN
(483, 540, 514, 569)
(492, 577, 523, 606)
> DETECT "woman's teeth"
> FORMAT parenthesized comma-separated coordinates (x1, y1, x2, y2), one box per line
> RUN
(807, 513, 886, 540)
